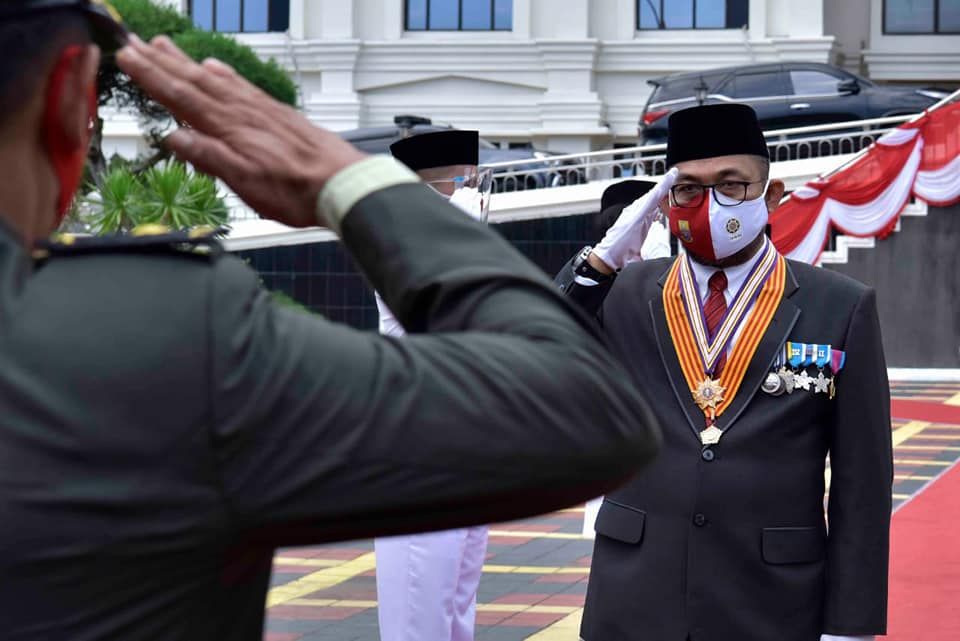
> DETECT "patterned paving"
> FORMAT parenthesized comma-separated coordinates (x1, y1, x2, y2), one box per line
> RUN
(263, 382, 960, 641)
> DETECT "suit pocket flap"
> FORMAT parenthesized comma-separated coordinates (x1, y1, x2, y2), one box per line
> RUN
(762, 526, 825, 564)
(595, 500, 646, 544)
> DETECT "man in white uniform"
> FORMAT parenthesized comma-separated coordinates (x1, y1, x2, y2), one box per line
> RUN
(374, 130, 491, 641)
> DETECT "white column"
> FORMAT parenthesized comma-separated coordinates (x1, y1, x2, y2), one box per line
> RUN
(749, 0, 769, 40)
(288, 0, 306, 39)
(766, 0, 835, 62)
(765, 0, 829, 39)
(530, 0, 607, 153)
(295, 0, 362, 130)
(589, 0, 635, 40)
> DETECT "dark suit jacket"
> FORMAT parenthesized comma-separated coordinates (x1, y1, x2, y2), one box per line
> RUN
(557, 255, 892, 641)
(0, 183, 660, 640)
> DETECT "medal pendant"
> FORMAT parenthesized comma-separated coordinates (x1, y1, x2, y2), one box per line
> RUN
(693, 378, 725, 411)
(829, 377, 836, 400)
(777, 367, 795, 394)
(700, 424, 723, 446)
(795, 369, 813, 391)
(813, 371, 831, 395)
(762, 372, 785, 396)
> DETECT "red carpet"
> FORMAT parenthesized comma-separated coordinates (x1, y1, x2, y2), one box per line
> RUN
(886, 461, 960, 641)
(890, 399, 960, 425)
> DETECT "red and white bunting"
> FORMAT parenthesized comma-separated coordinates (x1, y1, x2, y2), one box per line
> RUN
(771, 100, 960, 264)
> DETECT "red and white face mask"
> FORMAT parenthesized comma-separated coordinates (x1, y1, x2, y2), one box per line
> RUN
(668, 182, 770, 262)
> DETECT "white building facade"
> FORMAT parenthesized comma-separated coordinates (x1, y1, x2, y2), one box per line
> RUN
(145, 0, 960, 154)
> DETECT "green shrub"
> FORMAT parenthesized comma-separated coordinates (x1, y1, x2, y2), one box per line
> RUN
(90, 0, 298, 188)
(173, 30, 297, 105)
(270, 291, 313, 314)
(111, 0, 194, 41)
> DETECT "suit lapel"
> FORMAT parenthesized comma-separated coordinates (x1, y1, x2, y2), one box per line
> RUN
(715, 261, 800, 432)
(650, 265, 704, 441)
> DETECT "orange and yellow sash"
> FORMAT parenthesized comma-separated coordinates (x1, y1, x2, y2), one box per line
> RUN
(663, 247, 787, 425)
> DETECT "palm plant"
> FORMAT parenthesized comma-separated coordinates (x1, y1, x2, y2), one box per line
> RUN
(85, 166, 146, 234)
(139, 163, 228, 229)
(79, 162, 229, 234)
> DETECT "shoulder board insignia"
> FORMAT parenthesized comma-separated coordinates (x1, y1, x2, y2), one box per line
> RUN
(35, 226, 226, 259)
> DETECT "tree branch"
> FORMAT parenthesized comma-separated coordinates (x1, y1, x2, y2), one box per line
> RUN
(130, 147, 172, 175)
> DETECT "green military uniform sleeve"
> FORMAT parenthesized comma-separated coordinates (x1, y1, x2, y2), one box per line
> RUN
(208, 182, 661, 544)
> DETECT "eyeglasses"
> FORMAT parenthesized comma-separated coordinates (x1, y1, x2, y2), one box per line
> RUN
(424, 168, 493, 197)
(670, 180, 767, 208)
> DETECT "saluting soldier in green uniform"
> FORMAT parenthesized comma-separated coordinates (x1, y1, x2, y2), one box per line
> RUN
(0, 2, 660, 639)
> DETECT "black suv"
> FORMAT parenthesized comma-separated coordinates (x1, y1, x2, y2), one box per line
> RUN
(339, 116, 584, 192)
(639, 62, 949, 145)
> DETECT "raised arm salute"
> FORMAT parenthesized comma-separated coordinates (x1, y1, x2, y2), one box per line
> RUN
(0, 4, 659, 640)
(556, 104, 892, 641)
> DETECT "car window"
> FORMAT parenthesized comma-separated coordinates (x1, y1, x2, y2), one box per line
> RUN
(789, 71, 843, 96)
(728, 71, 786, 99)
(652, 77, 704, 104)
(652, 73, 725, 104)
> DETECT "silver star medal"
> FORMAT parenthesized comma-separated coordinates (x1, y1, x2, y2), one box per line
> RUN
(794, 369, 813, 392)
(814, 371, 831, 395)
(777, 366, 795, 394)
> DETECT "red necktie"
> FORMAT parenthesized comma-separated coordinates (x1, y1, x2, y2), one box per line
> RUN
(704, 270, 728, 376)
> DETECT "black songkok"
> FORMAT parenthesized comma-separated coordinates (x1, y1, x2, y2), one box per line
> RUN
(666, 104, 769, 168)
(600, 179, 657, 214)
(390, 130, 479, 171)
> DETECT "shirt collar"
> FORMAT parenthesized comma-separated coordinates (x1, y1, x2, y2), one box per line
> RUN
(688, 237, 770, 302)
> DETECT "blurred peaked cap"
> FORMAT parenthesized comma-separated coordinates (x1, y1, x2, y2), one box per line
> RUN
(390, 130, 480, 171)
(600, 179, 658, 213)
(666, 103, 769, 167)
(0, 0, 128, 53)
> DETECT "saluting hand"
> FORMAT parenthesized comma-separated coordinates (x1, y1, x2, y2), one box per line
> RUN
(591, 168, 678, 273)
(116, 35, 367, 228)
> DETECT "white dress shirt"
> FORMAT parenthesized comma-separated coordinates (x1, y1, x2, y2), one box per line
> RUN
(685, 238, 770, 354)
(686, 238, 769, 306)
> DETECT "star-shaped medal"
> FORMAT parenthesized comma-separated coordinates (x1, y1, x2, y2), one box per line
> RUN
(814, 372, 831, 395)
(778, 367, 795, 394)
(693, 378, 725, 411)
(795, 369, 813, 391)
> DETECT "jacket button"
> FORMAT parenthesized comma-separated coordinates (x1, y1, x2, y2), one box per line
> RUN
(693, 513, 707, 527)
(701, 448, 715, 462)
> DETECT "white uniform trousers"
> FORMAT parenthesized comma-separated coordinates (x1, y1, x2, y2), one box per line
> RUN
(375, 526, 489, 641)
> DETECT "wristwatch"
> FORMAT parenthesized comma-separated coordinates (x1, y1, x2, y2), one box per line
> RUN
(572, 246, 614, 283)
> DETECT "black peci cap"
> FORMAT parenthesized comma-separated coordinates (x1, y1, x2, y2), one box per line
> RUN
(600, 179, 657, 213)
(666, 103, 769, 168)
(390, 130, 480, 171)
(592, 179, 658, 240)
(0, 0, 128, 52)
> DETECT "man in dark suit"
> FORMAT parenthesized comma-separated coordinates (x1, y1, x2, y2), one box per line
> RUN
(0, 3, 660, 639)
(557, 104, 892, 641)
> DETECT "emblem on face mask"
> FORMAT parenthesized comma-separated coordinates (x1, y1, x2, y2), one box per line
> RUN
(678, 220, 693, 243)
(725, 218, 742, 236)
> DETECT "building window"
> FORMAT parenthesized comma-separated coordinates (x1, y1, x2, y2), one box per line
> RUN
(638, 0, 748, 30)
(406, 0, 514, 31)
(884, 0, 960, 34)
(190, 0, 290, 33)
